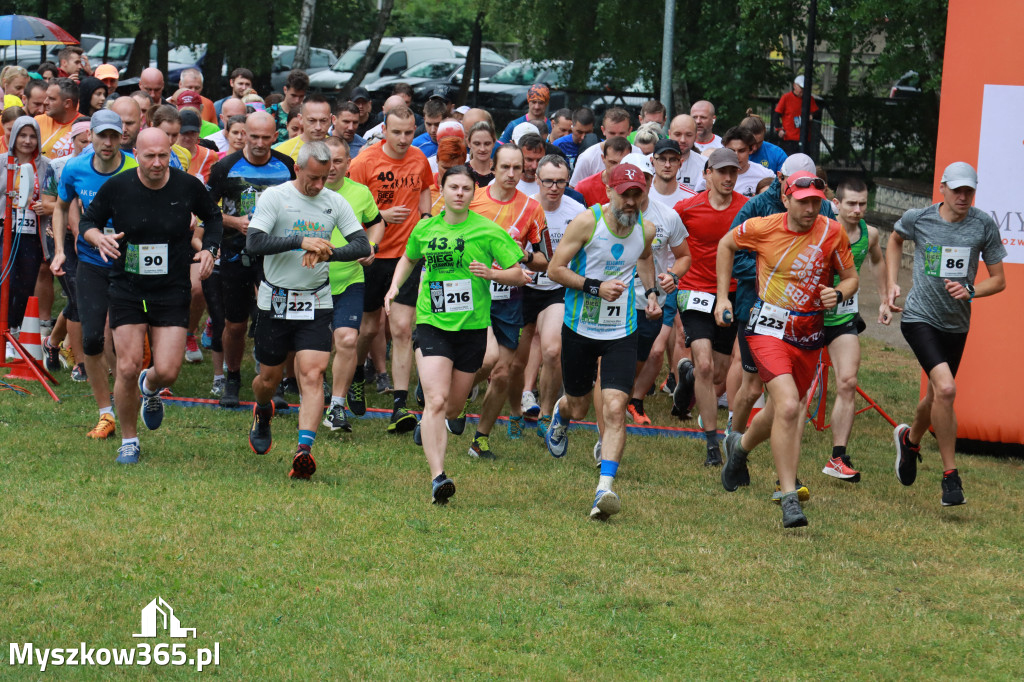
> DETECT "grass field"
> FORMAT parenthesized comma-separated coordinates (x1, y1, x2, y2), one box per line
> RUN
(2, 334, 1023, 679)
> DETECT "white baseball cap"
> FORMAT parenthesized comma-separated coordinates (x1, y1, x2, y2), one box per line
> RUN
(794, 75, 806, 88)
(621, 152, 654, 176)
(941, 161, 977, 190)
(512, 121, 543, 144)
(780, 153, 816, 176)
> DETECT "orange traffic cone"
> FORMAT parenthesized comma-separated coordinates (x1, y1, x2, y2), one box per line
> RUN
(747, 392, 766, 428)
(17, 296, 43, 361)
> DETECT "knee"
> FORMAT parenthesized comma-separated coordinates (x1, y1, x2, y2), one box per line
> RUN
(117, 354, 143, 379)
(424, 391, 448, 414)
(837, 372, 858, 396)
(82, 332, 104, 357)
(489, 361, 511, 385)
(933, 380, 956, 404)
(334, 328, 358, 350)
(775, 397, 802, 423)
(693, 356, 714, 381)
(542, 342, 560, 364)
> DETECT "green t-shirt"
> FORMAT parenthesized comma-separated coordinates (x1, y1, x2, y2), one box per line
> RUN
(200, 120, 220, 138)
(825, 219, 870, 327)
(329, 179, 380, 295)
(405, 211, 525, 331)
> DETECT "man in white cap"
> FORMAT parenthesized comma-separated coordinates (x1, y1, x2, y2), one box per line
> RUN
(884, 161, 1006, 507)
(774, 75, 818, 155)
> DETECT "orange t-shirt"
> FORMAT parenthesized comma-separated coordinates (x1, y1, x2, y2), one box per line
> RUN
(429, 174, 445, 216)
(35, 113, 78, 159)
(200, 95, 218, 124)
(348, 143, 433, 259)
(733, 213, 853, 348)
(187, 144, 218, 183)
(468, 185, 545, 248)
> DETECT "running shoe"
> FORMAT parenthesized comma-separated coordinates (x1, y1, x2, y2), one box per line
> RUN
(87, 413, 117, 440)
(248, 403, 274, 455)
(507, 415, 524, 440)
(200, 318, 213, 349)
(545, 403, 569, 458)
(469, 383, 480, 402)
(323, 404, 352, 432)
(138, 369, 164, 431)
(671, 359, 695, 419)
(661, 373, 676, 395)
(415, 381, 425, 407)
(210, 377, 226, 398)
(717, 393, 729, 409)
(219, 375, 241, 408)
(721, 432, 750, 491)
(43, 336, 61, 372)
(71, 363, 88, 382)
(724, 414, 733, 438)
(184, 334, 203, 363)
(281, 377, 300, 398)
(363, 358, 377, 385)
(469, 434, 496, 460)
(780, 492, 808, 528)
(627, 402, 652, 426)
(432, 476, 456, 505)
(589, 489, 621, 521)
(446, 399, 470, 435)
(593, 439, 602, 467)
(941, 470, 966, 506)
(387, 407, 418, 434)
(536, 415, 551, 439)
(60, 343, 75, 370)
(271, 383, 289, 411)
(115, 441, 141, 464)
(347, 379, 366, 416)
(704, 443, 723, 467)
(376, 373, 393, 394)
(822, 454, 861, 482)
(288, 445, 317, 480)
(521, 391, 541, 419)
(893, 424, 921, 486)
(321, 379, 331, 409)
(413, 422, 422, 446)
(772, 479, 810, 503)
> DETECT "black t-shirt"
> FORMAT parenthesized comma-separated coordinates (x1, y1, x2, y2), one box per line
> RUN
(207, 149, 295, 257)
(80, 168, 223, 301)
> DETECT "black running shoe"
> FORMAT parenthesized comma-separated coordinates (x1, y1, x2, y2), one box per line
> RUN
(781, 493, 808, 528)
(347, 379, 366, 416)
(219, 375, 241, 408)
(248, 403, 274, 454)
(322, 404, 352, 432)
(704, 444, 723, 467)
(721, 432, 750, 491)
(388, 407, 418, 434)
(271, 383, 289, 411)
(672, 359, 695, 419)
(941, 470, 966, 506)
(281, 376, 299, 398)
(893, 424, 921, 486)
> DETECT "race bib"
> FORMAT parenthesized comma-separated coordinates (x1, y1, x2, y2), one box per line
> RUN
(285, 290, 315, 320)
(126, 243, 168, 275)
(753, 302, 789, 339)
(938, 246, 970, 278)
(598, 299, 627, 326)
(677, 289, 715, 313)
(490, 281, 511, 301)
(835, 291, 858, 315)
(430, 279, 473, 313)
(16, 212, 37, 235)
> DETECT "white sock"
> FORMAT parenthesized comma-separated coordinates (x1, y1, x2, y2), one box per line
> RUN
(121, 437, 139, 447)
(99, 406, 114, 417)
(598, 475, 615, 491)
(141, 372, 159, 396)
(331, 394, 345, 408)
(213, 374, 224, 382)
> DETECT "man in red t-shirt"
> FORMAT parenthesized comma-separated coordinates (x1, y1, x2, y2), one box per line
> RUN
(672, 148, 747, 465)
(774, 75, 819, 153)
(714, 171, 857, 528)
(348, 105, 433, 433)
(574, 136, 632, 207)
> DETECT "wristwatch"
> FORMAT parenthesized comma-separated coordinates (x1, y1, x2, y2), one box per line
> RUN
(645, 287, 659, 299)
(370, 241, 379, 254)
(966, 283, 976, 300)
(835, 290, 844, 304)
(205, 244, 219, 258)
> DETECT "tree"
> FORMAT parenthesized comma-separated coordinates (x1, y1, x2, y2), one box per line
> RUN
(293, 0, 317, 71)
(343, 0, 396, 96)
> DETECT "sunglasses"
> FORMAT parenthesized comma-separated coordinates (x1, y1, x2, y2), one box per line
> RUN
(786, 176, 825, 192)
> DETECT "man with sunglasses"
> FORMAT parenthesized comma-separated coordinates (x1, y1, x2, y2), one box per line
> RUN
(884, 162, 1006, 507)
(716, 170, 857, 529)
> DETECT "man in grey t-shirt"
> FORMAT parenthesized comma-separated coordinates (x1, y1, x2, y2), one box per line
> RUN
(245, 141, 371, 479)
(882, 161, 1007, 507)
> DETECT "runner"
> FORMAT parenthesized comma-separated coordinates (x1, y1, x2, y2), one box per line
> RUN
(51, 110, 139, 439)
(693, 127, 774, 197)
(883, 162, 1006, 506)
(245, 141, 370, 478)
(666, 114, 708, 191)
(267, 70, 308, 143)
(384, 165, 528, 504)
(819, 177, 887, 483)
(574, 136, 631, 207)
(690, 100, 722, 152)
(672, 148, 747, 463)
(569, 108, 636, 186)
(545, 162, 661, 521)
(273, 94, 333, 161)
(35, 78, 80, 159)
(648, 138, 696, 208)
(552, 107, 595, 172)
(78, 128, 223, 464)
(717, 171, 857, 528)
(463, 143, 548, 457)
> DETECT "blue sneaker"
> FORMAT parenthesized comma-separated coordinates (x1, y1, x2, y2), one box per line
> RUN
(413, 422, 423, 446)
(432, 476, 456, 505)
(507, 415, 524, 440)
(589, 489, 621, 521)
(536, 415, 551, 439)
(545, 403, 569, 458)
(116, 441, 141, 464)
(138, 369, 164, 430)
(200, 319, 213, 349)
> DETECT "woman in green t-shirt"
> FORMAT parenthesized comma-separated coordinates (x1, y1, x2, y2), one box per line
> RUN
(384, 166, 531, 505)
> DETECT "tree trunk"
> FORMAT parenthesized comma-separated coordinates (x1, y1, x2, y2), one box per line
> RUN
(457, 10, 484, 107)
(157, 22, 169, 76)
(294, 0, 317, 71)
(343, 0, 396, 97)
(126, 26, 154, 79)
(103, 0, 112, 63)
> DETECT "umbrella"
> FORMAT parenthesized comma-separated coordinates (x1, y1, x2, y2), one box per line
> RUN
(0, 14, 79, 64)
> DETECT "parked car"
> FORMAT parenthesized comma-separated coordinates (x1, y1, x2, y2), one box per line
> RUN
(270, 45, 338, 91)
(2, 34, 104, 69)
(365, 58, 504, 104)
(453, 46, 509, 66)
(84, 38, 155, 78)
(308, 37, 455, 95)
(473, 60, 571, 130)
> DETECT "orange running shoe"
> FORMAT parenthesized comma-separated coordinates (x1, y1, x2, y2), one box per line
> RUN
(627, 402, 652, 426)
(87, 413, 116, 439)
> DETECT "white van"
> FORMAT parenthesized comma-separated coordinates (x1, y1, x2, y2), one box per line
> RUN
(308, 37, 455, 93)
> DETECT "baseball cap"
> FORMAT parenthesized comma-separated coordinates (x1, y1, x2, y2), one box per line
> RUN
(621, 152, 654, 176)
(780, 153, 816, 176)
(653, 138, 682, 156)
(511, 121, 541, 144)
(707, 147, 740, 169)
(176, 89, 202, 111)
(941, 161, 977, 190)
(783, 170, 827, 200)
(608, 163, 647, 194)
(455, 105, 470, 115)
(350, 87, 370, 102)
(429, 85, 451, 103)
(794, 75, 805, 88)
(179, 110, 201, 133)
(90, 109, 123, 135)
(527, 84, 550, 103)
(437, 119, 465, 140)
(95, 64, 119, 80)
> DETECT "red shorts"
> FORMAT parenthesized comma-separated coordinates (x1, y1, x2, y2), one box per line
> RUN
(745, 334, 820, 396)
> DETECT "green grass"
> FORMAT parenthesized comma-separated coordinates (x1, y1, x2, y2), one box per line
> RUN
(2, 335, 1023, 679)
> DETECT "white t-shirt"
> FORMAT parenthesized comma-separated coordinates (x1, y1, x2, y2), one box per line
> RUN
(694, 134, 723, 152)
(676, 152, 707, 191)
(204, 130, 229, 153)
(570, 140, 642, 186)
(633, 200, 688, 307)
(250, 182, 363, 295)
(529, 193, 586, 291)
(517, 178, 540, 196)
(650, 182, 696, 209)
(693, 162, 775, 198)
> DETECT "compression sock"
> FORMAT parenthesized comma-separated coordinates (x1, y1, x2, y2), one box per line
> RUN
(598, 459, 619, 491)
(298, 430, 316, 448)
(393, 390, 408, 410)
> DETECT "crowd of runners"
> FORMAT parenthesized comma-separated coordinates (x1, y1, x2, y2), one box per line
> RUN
(0, 53, 1007, 527)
